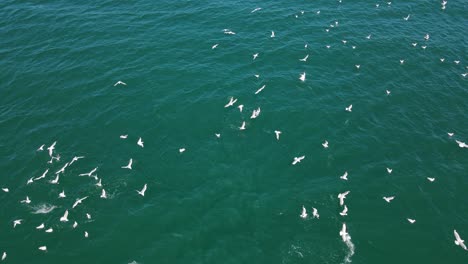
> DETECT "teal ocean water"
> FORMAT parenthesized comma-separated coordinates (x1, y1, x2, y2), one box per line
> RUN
(1, 0, 467, 263)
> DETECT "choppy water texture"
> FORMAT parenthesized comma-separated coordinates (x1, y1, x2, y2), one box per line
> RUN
(0, 0, 467, 263)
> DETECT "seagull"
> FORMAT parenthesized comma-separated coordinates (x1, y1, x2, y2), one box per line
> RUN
(212, 43, 219, 49)
(36, 223, 45, 229)
(421, 46, 427, 50)
(224, 97, 237, 108)
(254, 74, 260, 78)
(366, 34, 372, 39)
(45, 228, 53, 232)
(215, 133, 221, 138)
(252, 53, 259, 60)
(79, 167, 97, 177)
(400, 60, 405, 64)
(355, 65, 360, 69)
(300, 206, 307, 219)
(322, 140, 329, 148)
(345, 105, 352, 112)
(1, 252, 5, 261)
(72, 196, 88, 209)
(412, 43, 418, 47)
(59, 190, 66, 198)
(338, 191, 350, 206)
(34, 169, 49, 181)
(27, 177, 34, 184)
(387, 168, 393, 174)
(427, 177, 435, 182)
(424, 34, 430, 41)
(13, 219, 22, 228)
(454, 230, 467, 250)
(55, 162, 69, 175)
(403, 14, 410, 20)
(50, 174, 60, 184)
(122, 159, 133, 169)
(251, 7, 262, 13)
(342, 40, 347, 44)
(299, 72, 306, 82)
(250, 107, 261, 119)
(47, 154, 60, 164)
(114, 81, 126, 86)
(340, 205, 348, 216)
(299, 54, 309, 62)
(340, 171, 348, 181)
(274, 130, 281, 140)
(326, 45, 331, 49)
(120, 135, 128, 139)
(316, 10, 320, 14)
(47, 141, 56, 157)
(37, 144, 45, 151)
(383, 196, 395, 203)
(454, 60, 460, 64)
(223, 29, 236, 35)
(86, 213, 91, 219)
(312, 208, 320, 219)
(255, 85, 266, 94)
(137, 137, 144, 148)
(455, 140, 468, 148)
(178, 148, 186, 153)
(38, 246, 47, 251)
(60, 210, 69, 222)
(100, 189, 107, 199)
(292, 156, 305, 165)
(386, 90, 391, 95)
(340, 223, 349, 242)
(84, 231, 89, 238)
(270, 31, 275, 38)
(239, 121, 246, 130)
(20, 196, 31, 204)
(407, 218, 416, 224)
(137, 184, 147, 196)
(2, 188, 9, 193)
(73, 221, 78, 228)
(95, 178, 102, 187)
(69, 156, 84, 166)
(238, 104, 243, 112)
(440, 58, 445, 62)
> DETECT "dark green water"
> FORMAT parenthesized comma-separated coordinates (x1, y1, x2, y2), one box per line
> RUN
(0, 0, 467, 263)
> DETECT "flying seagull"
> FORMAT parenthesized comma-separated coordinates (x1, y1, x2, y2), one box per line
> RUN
(137, 137, 144, 148)
(114, 81, 126, 86)
(274, 130, 281, 140)
(122, 159, 133, 169)
(312, 208, 320, 219)
(100, 189, 107, 199)
(72, 196, 88, 209)
(338, 191, 350, 206)
(299, 54, 309, 62)
(60, 210, 69, 222)
(292, 156, 305, 165)
(79, 167, 97, 177)
(454, 230, 467, 250)
(340, 205, 348, 216)
(300, 206, 307, 219)
(383, 196, 395, 203)
(340, 223, 349, 242)
(224, 97, 237, 108)
(299, 72, 306, 82)
(340, 171, 348, 181)
(345, 105, 352, 112)
(137, 184, 147, 196)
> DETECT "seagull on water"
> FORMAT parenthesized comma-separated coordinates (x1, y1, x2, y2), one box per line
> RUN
(300, 206, 307, 219)
(72, 196, 88, 209)
(212, 44, 218, 49)
(86, 213, 91, 220)
(224, 97, 237, 108)
(255, 85, 266, 94)
(322, 140, 329, 148)
(37, 144, 45, 151)
(120, 135, 128, 139)
(299, 54, 309, 62)
(340, 205, 348, 216)
(407, 218, 416, 224)
(114, 81, 126, 86)
(100, 189, 107, 199)
(60, 210, 69, 222)
(312, 208, 320, 219)
(137, 137, 144, 148)
(215, 133, 221, 138)
(274, 130, 281, 140)
(345, 105, 352, 112)
(179, 148, 186, 153)
(299, 72, 306, 82)
(383, 196, 395, 203)
(239, 121, 246, 130)
(36, 223, 45, 229)
(13, 219, 22, 228)
(59, 190, 66, 198)
(137, 184, 147, 196)
(79, 167, 97, 177)
(20, 196, 31, 204)
(122, 159, 133, 169)
(340, 171, 348, 181)
(338, 191, 350, 206)
(292, 156, 305, 165)
(454, 230, 467, 250)
(38, 246, 47, 251)
(254, 74, 260, 78)
(340, 223, 349, 242)
(412, 43, 418, 47)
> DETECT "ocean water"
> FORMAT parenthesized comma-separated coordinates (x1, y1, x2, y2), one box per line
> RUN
(0, 0, 467, 263)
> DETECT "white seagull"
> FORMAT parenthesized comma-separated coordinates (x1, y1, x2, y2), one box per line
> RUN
(250, 107, 261, 119)
(72, 196, 89, 209)
(300, 206, 307, 219)
(27, 177, 34, 184)
(345, 105, 352, 112)
(34, 169, 49, 181)
(252, 53, 259, 60)
(36, 223, 45, 229)
(387, 168, 393, 174)
(122, 159, 133, 169)
(403, 14, 410, 21)
(73, 221, 78, 228)
(69, 156, 84, 166)
(340, 223, 349, 242)
(60, 210, 69, 222)
(212, 44, 219, 49)
(299, 72, 306, 82)
(137, 137, 144, 148)
(454, 230, 467, 250)
(96, 178, 102, 187)
(292, 156, 305, 165)
(50, 174, 60, 184)
(455, 140, 468, 148)
(13, 219, 22, 228)
(322, 140, 329, 148)
(427, 177, 435, 182)
(120, 135, 128, 139)
(383, 196, 395, 203)
(37, 144, 45, 151)
(251, 7, 261, 13)
(239, 121, 246, 130)
(312, 208, 320, 219)
(224, 97, 237, 108)
(338, 191, 350, 206)
(84, 231, 89, 238)
(340, 205, 348, 216)
(100, 189, 107, 199)
(255, 85, 266, 94)
(79, 167, 97, 177)
(45, 228, 53, 233)
(2, 188, 9, 193)
(274, 130, 281, 140)
(340, 171, 348, 181)
(407, 218, 416, 224)
(270, 31, 275, 38)
(2, 252, 5, 261)
(38, 246, 47, 251)
(20, 196, 31, 204)
(238, 104, 244, 112)
(114, 81, 126, 86)
(299, 54, 309, 62)
(59, 190, 66, 198)
(47, 141, 56, 157)
(137, 184, 147, 196)
(55, 162, 69, 174)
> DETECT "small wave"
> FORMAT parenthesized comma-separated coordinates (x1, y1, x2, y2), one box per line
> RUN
(31, 203, 57, 214)
(343, 235, 355, 264)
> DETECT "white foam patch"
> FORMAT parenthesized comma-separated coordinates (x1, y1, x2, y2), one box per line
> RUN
(31, 203, 57, 214)
(343, 234, 355, 263)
